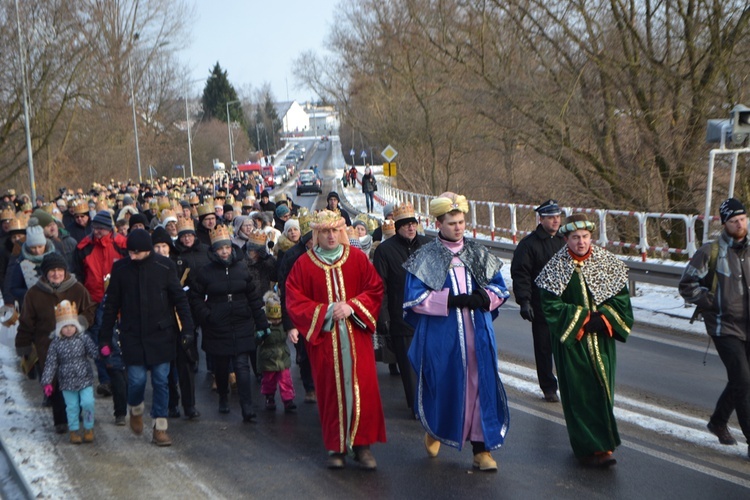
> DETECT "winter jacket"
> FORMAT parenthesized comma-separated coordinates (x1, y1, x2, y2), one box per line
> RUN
(174, 240, 211, 290)
(189, 249, 269, 356)
(195, 222, 213, 247)
(246, 253, 277, 296)
(372, 232, 431, 337)
(51, 233, 78, 272)
(277, 233, 313, 331)
(510, 224, 566, 312)
(257, 322, 291, 372)
(41, 333, 98, 391)
(16, 274, 95, 374)
(10, 241, 57, 308)
(99, 253, 194, 366)
(66, 221, 92, 243)
(361, 173, 377, 194)
(679, 230, 750, 340)
(74, 232, 127, 303)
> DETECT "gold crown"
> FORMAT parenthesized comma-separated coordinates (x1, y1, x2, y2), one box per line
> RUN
(356, 213, 379, 233)
(0, 207, 15, 221)
(247, 229, 268, 247)
(196, 201, 215, 217)
(158, 196, 171, 211)
(160, 209, 177, 224)
(382, 219, 396, 236)
(298, 210, 313, 235)
(392, 202, 416, 222)
(310, 210, 345, 230)
(177, 217, 195, 234)
(55, 300, 78, 324)
(225, 194, 235, 205)
(209, 225, 231, 246)
(115, 193, 125, 201)
(242, 196, 256, 208)
(7, 216, 26, 233)
(95, 200, 110, 212)
(149, 198, 159, 209)
(72, 201, 89, 215)
(264, 291, 282, 320)
(21, 202, 32, 212)
(188, 193, 200, 205)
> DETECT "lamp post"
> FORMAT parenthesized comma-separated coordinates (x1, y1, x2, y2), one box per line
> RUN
(184, 78, 202, 178)
(128, 34, 142, 183)
(226, 99, 240, 166)
(14, 0, 36, 201)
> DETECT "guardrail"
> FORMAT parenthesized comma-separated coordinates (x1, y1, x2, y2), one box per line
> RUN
(380, 184, 720, 261)
(0, 434, 34, 500)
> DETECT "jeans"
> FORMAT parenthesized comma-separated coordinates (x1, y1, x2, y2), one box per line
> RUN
(710, 335, 750, 443)
(364, 191, 374, 212)
(127, 363, 170, 419)
(63, 386, 95, 431)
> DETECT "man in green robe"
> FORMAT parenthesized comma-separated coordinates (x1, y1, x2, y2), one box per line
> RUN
(535, 213, 633, 467)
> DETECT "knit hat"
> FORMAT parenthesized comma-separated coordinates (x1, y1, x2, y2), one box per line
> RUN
(275, 205, 290, 218)
(127, 229, 152, 252)
(719, 198, 747, 224)
(123, 194, 134, 206)
(151, 226, 172, 248)
(283, 219, 300, 237)
(25, 225, 46, 247)
(352, 220, 367, 232)
(383, 203, 396, 218)
(32, 209, 55, 228)
(223, 203, 234, 213)
(92, 210, 113, 230)
(54, 300, 84, 338)
(41, 252, 68, 275)
(327, 191, 340, 202)
(128, 213, 148, 229)
(261, 190, 271, 200)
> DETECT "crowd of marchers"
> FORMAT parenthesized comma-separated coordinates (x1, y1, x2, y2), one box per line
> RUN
(0, 175, 747, 472)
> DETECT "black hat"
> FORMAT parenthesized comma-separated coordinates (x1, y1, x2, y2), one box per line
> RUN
(127, 229, 152, 253)
(151, 226, 172, 248)
(535, 199, 562, 217)
(41, 252, 68, 276)
(720, 198, 747, 224)
(261, 190, 271, 199)
(223, 203, 234, 213)
(327, 191, 340, 202)
(128, 213, 148, 228)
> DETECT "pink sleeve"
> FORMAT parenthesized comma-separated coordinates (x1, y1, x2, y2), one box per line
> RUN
(411, 288, 450, 317)
(486, 289, 506, 311)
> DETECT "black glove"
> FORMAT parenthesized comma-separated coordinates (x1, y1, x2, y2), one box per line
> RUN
(448, 291, 471, 308)
(181, 332, 195, 350)
(520, 302, 534, 322)
(448, 289, 490, 310)
(584, 312, 606, 333)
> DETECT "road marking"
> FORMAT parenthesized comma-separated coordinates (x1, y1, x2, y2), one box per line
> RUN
(630, 330, 716, 355)
(511, 401, 750, 490)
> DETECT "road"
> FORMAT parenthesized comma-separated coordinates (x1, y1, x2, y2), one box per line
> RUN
(13, 139, 750, 499)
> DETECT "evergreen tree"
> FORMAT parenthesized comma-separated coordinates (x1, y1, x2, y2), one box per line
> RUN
(201, 62, 244, 125)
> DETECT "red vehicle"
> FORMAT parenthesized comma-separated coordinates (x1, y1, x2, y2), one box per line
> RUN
(262, 165, 275, 188)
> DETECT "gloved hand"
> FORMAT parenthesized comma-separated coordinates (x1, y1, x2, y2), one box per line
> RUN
(256, 328, 271, 344)
(584, 312, 606, 333)
(43, 384, 54, 397)
(448, 289, 490, 310)
(447, 291, 471, 308)
(100, 345, 111, 357)
(520, 302, 534, 322)
(181, 331, 195, 350)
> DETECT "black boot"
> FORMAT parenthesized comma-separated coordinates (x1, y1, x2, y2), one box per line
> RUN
(218, 395, 230, 414)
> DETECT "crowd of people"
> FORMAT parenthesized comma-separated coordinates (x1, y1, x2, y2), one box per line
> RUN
(1, 174, 746, 471)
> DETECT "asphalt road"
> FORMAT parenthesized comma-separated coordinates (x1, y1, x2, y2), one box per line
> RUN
(19, 141, 750, 498)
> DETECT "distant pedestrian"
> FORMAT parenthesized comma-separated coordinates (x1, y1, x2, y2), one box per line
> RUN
(361, 166, 377, 213)
(536, 213, 633, 467)
(510, 199, 565, 402)
(679, 197, 750, 458)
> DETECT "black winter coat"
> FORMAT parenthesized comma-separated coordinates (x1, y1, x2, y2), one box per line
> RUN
(189, 249, 269, 356)
(174, 240, 211, 289)
(372, 233, 431, 337)
(510, 224, 565, 312)
(100, 253, 194, 366)
(277, 233, 312, 331)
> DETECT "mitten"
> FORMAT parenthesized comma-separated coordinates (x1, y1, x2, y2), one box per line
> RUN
(100, 345, 111, 357)
(584, 312, 606, 333)
(43, 384, 54, 397)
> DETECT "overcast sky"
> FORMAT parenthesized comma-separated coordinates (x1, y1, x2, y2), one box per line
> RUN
(178, 0, 341, 103)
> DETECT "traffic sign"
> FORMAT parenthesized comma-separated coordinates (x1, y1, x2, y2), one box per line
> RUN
(381, 145, 398, 162)
(349, 148, 355, 157)
(360, 150, 367, 159)
(383, 162, 398, 177)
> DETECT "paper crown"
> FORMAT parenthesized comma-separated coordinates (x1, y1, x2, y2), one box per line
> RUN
(95, 200, 111, 213)
(7, 216, 27, 233)
(298, 209, 313, 235)
(158, 196, 171, 211)
(20, 202, 32, 212)
(209, 225, 231, 246)
(263, 291, 282, 320)
(310, 210, 345, 230)
(160, 209, 177, 224)
(382, 219, 396, 236)
(188, 192, 200, 205)
(72, 201, 89, 215)
(242, 196, 256, 207)
(247, 229, 268, 248)
(392, 202, 416, 222)
(0, 207, 15, 221)
(197, 201, 215, 217)
(232, 202, 242, 213)
(55, 300, 78, 324)
(177, 217, 195, 234)
(225, 194, 235, 205)
(149, 198, 159, 209)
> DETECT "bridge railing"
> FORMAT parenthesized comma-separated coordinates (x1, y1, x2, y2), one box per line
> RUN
(380, 184, 720, 260)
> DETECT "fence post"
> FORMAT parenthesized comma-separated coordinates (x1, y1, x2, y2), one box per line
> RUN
(637, 212, 648, 262)
(470, 200, 477, 238)
(489, 203, 496, 241)
(509, 204, 518, 244)
(686, 215, 698, 257)
(596, 209, 608, 247)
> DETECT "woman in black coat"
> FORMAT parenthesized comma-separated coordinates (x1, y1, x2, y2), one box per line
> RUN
(189, 225, 269, 421)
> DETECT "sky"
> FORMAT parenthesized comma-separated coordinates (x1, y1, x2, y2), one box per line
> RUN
(178, 0, 341, 103)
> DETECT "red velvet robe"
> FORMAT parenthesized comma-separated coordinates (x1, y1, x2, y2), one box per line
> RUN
(287, 245, 386, 452)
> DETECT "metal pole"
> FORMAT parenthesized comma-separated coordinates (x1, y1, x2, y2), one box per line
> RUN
(703, 150, 717, 243)
(128, 55, 142, 183)
(15, 0, 36, 201)
(226, 101, 233, 166)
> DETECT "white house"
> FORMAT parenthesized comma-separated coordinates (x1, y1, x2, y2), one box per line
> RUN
(275, 101, 309, 134)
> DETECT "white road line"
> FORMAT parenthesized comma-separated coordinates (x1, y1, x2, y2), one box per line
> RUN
(630, 330, 716, 355)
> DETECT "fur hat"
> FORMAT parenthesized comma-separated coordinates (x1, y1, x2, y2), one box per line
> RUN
(54, 300, 84, 338)
(128, 213, 148, 229)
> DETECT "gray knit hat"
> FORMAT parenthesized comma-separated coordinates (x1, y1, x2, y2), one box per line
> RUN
(92, 210, 113, 230)
(25, 225, 46, 247)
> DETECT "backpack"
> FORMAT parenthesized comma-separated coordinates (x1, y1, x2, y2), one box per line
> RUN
(689, 240, 719, 324)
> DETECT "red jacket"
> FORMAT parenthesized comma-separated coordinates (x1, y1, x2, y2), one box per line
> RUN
(74, 233, 127, 303)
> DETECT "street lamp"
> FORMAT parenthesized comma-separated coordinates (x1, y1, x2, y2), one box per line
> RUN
(128, 34, 142, 183)
(184, 78, 203, 178)
(226, 99, 241, 166)
(14, 0, 36, 201)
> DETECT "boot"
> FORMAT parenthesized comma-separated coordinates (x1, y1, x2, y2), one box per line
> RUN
(129, 402, 145, 435)
(283, 400, 297, 413)
(152, 418, 172, 447)
(424, 433, 440, 458)
(353, 446, 377, 470)
(218, 394, 230, 414)
(82, 428, 94, 443)
(265, 395, 276, 411)
(69, 431, 82, 445)
(472, 451, 498, 472)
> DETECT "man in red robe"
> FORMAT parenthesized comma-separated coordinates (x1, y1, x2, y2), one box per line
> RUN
(286, 210, 386, 470)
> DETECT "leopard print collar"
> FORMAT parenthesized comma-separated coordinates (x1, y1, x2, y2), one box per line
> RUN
(534, 245, 628, 305)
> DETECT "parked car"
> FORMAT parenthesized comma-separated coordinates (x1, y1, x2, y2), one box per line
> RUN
(281, 160, 296, 176)
(296, 169, 322, 196)
(274, 165, 289, 184)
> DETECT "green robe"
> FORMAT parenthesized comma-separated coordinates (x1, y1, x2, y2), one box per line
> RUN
(536, 246, 633, 458)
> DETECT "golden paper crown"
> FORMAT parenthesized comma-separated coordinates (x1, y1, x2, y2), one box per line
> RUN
(242, 196, 256, 208)
(247, 229, 268, 247)
(0, 207, 15, 221)
(392, 202, 416, 222)
(188, 193, 200, 205)
(232, 202, 242, 213)
(72, 201, 89, 215)
(158, 196, 171, 211)
(55, 300, 78, 324)
(356, 213, 379, 233)
(196, 201, 215, 217)
(209, 225, 231, 246)
(298, 211, 313, 235)
(177, 217, 195, 234)
(310, 210, 345, 230)
(149, 198, 159, 209)
(429, 192, 469, 218)
(382, 219, 396, 236)
(95, 200, 110, 213)
(21, 202, 32, 212)
(263, 291, 282, 320)
(7, 217, 25, 233)
(160, 209, 177, 224)
(225, 194, 235, 205)
(115, 193, 125, 201)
